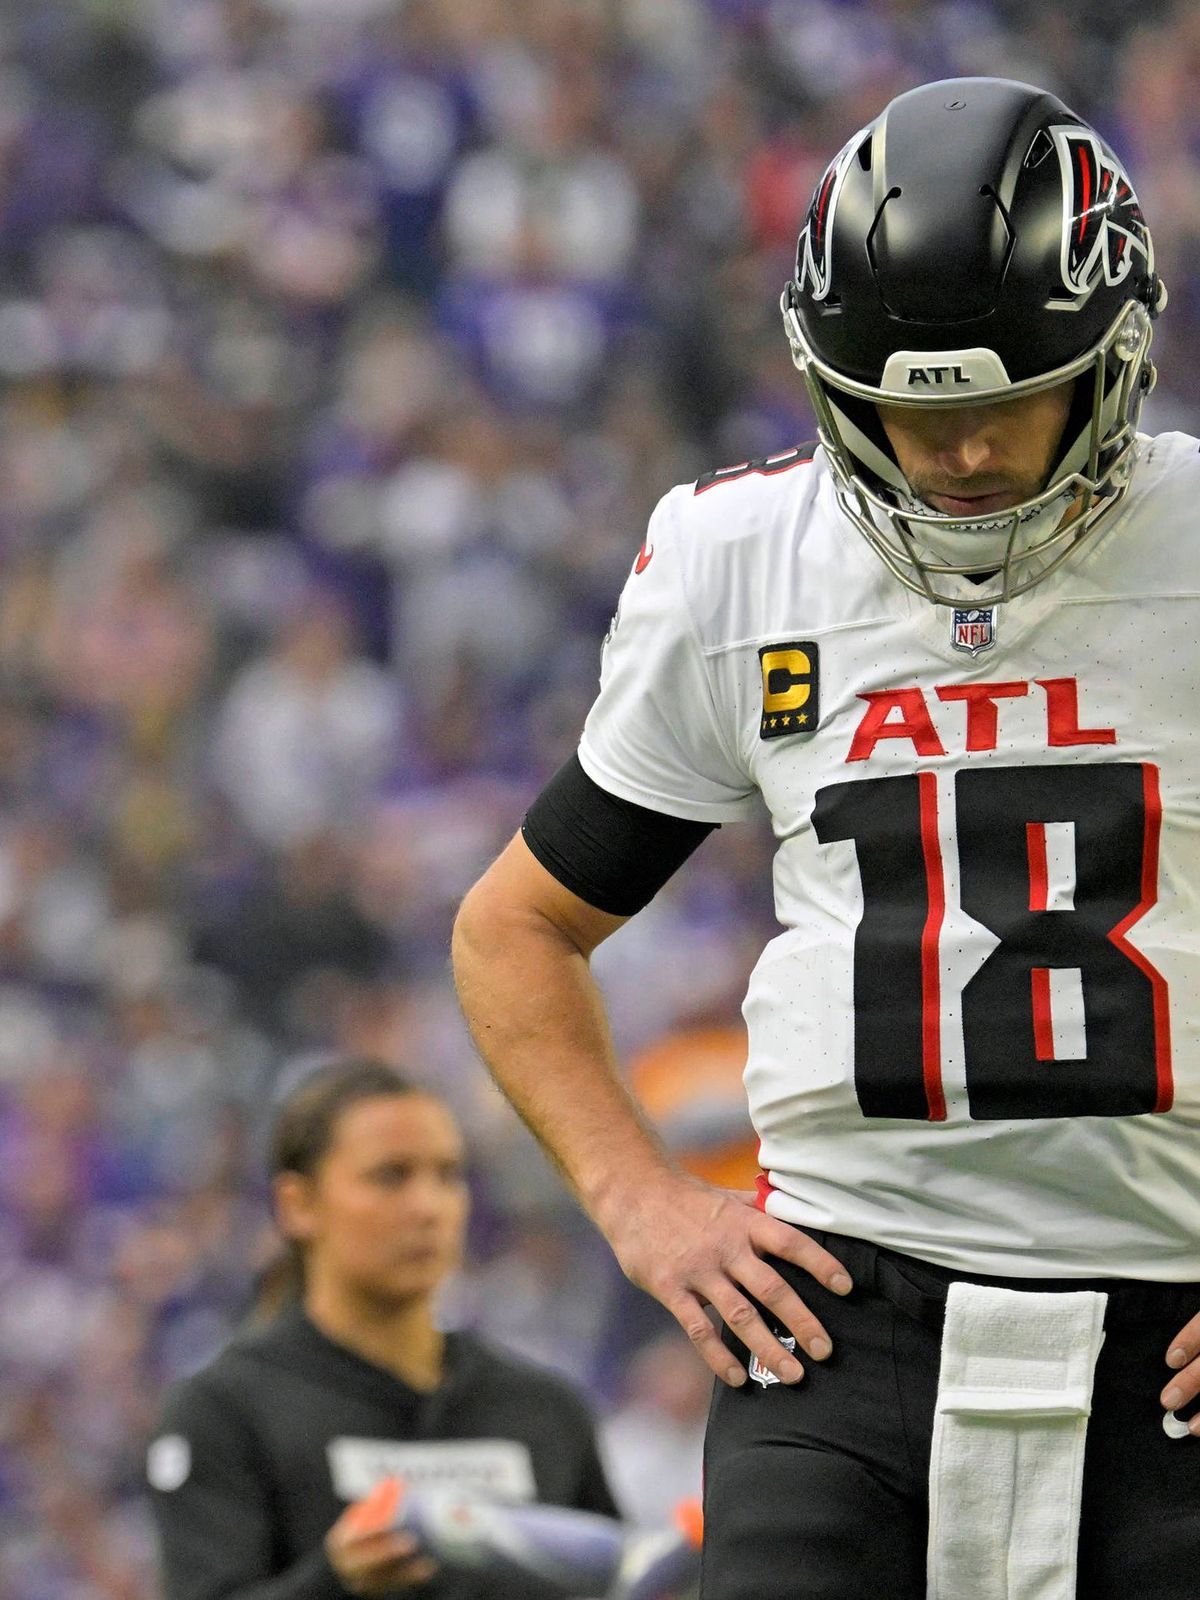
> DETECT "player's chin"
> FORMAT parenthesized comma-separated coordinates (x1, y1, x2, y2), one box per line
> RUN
(925, 489, 1023, 517)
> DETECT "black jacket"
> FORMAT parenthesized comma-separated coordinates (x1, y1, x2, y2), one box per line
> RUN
(148, 1304, 618, 1600)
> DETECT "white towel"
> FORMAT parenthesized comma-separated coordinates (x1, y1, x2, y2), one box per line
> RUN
(926, 1281, 1107, 1600)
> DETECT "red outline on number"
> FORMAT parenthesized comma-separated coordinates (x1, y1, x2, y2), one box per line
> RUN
(1027, 822, 1049, 912)
(1030, 968, 1055, 1060)
(918, 772, 947, 1120)
(693, 450, 814, 494)
(1107, 763, 1172, 1111)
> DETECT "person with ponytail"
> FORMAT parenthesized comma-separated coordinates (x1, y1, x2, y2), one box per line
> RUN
(147, 1058, 617, 1599)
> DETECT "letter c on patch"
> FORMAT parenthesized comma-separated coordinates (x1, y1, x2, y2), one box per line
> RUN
(761, 648, 813, 713)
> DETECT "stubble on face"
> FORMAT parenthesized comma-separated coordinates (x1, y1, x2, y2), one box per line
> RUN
(877, 380, 1076, 519)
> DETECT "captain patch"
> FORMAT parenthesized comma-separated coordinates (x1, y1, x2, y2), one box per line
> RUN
(759, 642, 819, 739)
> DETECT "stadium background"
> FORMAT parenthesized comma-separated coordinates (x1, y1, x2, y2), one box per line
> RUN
(0, 0, 1197, 1592)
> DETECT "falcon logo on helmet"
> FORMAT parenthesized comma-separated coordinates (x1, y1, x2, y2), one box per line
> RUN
(1054, 128, 1152, 299)
(796, 131, 866, 304)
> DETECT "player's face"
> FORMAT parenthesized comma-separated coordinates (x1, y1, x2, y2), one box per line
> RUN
(876, 380, 1075, 518)
(287, 1093, 469, 1307)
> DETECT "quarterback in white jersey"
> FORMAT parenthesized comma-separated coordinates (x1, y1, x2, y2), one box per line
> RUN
(580, 429, 1200, 1283)
(455, 76, 1200, 1600)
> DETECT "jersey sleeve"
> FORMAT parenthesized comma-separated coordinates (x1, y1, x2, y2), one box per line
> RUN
(577, 488, 758, 824)
(148, 1374, 349, 1600)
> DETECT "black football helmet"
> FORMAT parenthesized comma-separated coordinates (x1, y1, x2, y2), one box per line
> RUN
(781, 77, 1166, 605)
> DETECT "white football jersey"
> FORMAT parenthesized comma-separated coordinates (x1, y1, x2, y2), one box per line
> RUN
(579, 432, 1200, 1279)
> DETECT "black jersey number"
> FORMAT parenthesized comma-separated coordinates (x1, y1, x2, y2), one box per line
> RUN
(812, 763, 1171, 1121)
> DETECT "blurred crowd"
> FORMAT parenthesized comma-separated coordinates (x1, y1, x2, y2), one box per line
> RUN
(0, 0, 1198, 1593)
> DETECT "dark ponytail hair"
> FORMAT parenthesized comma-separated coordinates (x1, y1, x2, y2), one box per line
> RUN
(252, 1058, 428, 1322)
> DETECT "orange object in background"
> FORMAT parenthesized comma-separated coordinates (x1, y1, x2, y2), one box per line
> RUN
(673, 1497, 705, 1549)
(629, 1025, 759, 1190)
(343, 1477, 404, 1537)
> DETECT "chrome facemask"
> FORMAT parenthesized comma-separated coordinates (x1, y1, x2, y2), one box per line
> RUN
(781, 295, 1157, 607)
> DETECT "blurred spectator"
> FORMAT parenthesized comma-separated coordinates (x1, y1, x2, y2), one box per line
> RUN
(41, 487, 212, 748)
(337, 0, 486, 297)
(193, 832, 392, 1035)
(210, 591, 400, 848)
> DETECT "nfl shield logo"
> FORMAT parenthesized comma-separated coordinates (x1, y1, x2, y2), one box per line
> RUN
(748, 1335, 797, 1387)
(952, 607, 996, 656)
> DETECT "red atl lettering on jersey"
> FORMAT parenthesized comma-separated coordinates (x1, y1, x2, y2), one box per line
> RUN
(1037, 677, 1117, 745)
(847, 689, 946, 761)
(935, 682, 1028, 752)
(846, 678, 1116, 760)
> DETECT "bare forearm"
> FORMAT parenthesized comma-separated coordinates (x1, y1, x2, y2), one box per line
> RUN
(451, 890, 674, 1226)
(453, 838, 853, 1389)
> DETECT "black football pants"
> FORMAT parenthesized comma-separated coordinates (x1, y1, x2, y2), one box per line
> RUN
(701, 1229, 1200, 1600)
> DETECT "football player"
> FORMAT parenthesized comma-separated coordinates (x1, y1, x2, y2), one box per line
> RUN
(453, 77, 1200, 1598)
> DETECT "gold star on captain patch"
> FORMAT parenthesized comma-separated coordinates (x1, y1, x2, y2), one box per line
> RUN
(798, 712, 808, 725)
(782, 715, 791, 726)
(769, 717, 777, 728)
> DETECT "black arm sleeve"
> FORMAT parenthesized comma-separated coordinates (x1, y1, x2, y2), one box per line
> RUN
(149, 1377, 350, 1600)
(522, 754, 717, 916)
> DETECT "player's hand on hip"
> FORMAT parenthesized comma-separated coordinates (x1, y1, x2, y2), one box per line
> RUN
(326, 1486, 438, 1593)
(602, 1174, 853, 1388)
(1161, 1308, 1200, 1434)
